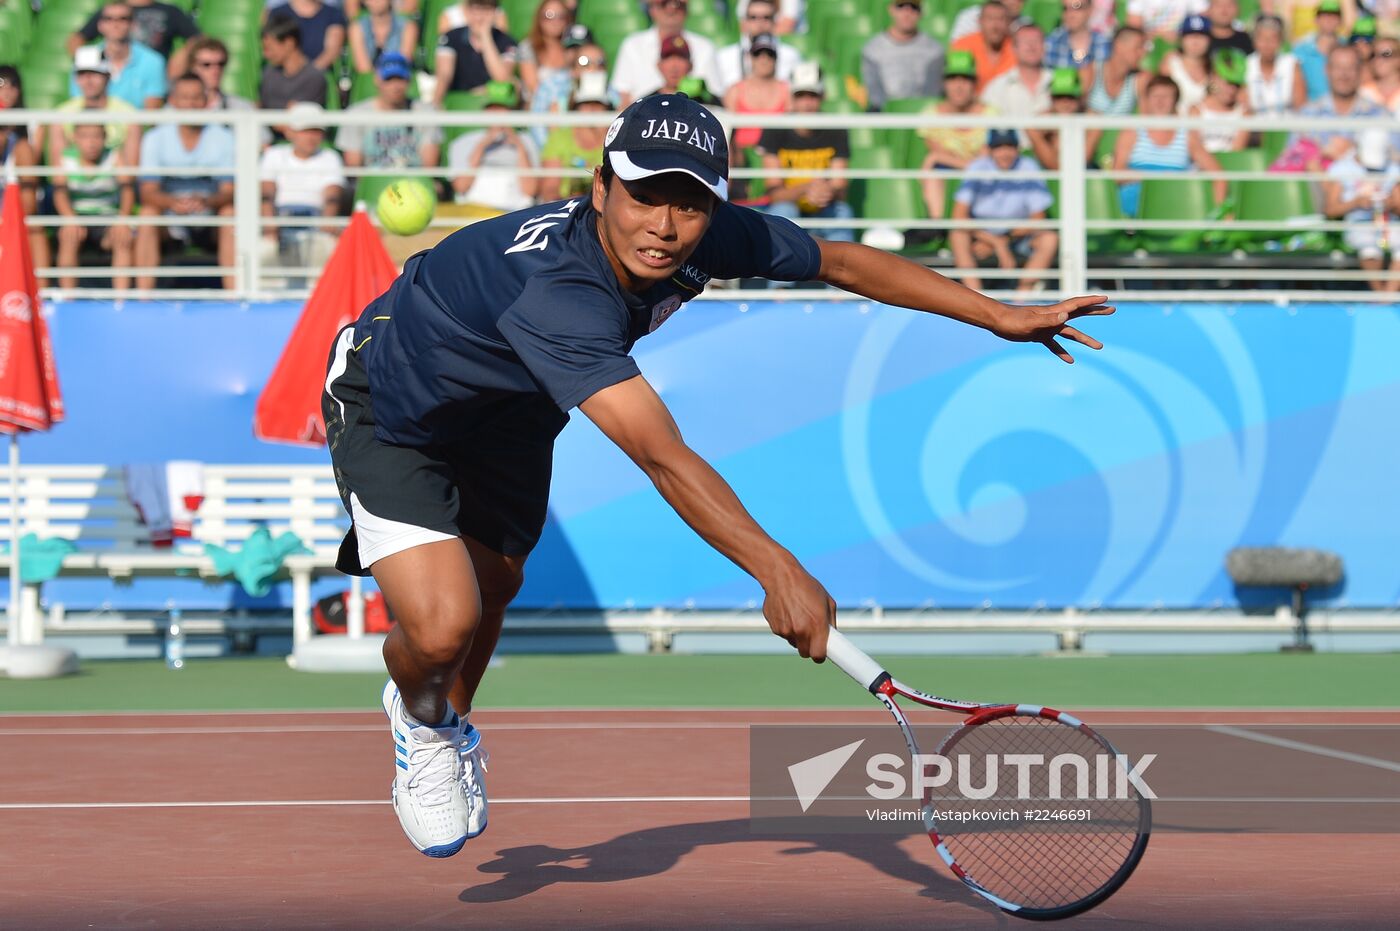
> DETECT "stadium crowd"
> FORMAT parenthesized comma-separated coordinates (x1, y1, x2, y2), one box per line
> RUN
(0, 0, 1397, 291)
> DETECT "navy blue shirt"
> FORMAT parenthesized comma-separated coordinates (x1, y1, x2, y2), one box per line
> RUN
(353, 196, 821, 448)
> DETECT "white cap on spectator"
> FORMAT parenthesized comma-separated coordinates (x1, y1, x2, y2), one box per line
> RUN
(287, 101, 326, 131)
(1357, 130, 1390, 172)
(791, 62, 824, 96)
(73, 46, 111, 75)
(574, 71, 610, 106)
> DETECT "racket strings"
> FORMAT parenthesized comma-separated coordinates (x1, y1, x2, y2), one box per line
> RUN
(924, 715, 1147, 910)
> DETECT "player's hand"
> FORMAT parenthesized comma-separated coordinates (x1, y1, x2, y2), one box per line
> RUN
(761, 560, 836, 663)
(990, 294, 1114, 364)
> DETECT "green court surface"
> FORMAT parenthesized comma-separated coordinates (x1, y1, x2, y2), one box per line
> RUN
(0, 652, 1396, 712)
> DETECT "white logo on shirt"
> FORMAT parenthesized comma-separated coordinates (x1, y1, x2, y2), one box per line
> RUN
(649, 295, 682, 332)
(504, 199, 580, 255)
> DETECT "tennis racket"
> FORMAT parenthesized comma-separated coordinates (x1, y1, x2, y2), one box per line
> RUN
(823, 627, 1151, 921)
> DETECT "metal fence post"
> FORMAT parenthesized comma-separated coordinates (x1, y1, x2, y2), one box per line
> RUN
(1057, 124, 1088, 296)
(232, 110, 264, 300)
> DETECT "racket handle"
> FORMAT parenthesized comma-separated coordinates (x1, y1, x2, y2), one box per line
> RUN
(824, 627, 889, 694)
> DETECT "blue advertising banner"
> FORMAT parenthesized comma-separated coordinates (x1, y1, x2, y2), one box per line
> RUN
(24, 299, 1400, 610)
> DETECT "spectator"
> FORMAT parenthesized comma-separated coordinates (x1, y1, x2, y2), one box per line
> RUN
(448, 81, 539, 212)
(950, 128, 1057, 293)
(52, 47, 143, 169)
(734, 0, 802, 35)
(1293, 0, 1345, 102)
(69, 2, 168, 110)
(862, 1, 947, 109)
(134, 73, 235, 291)
(1323, 134, 1400, 291)
(1361, 36, 1399, 114)
(1113, 74, 1225, 216)
(611, 0, 720, 105)
(1086, 25, 1149, 123)
(757, 63, 854, 244)
(953, 1, 1017, 91)
(1290, 45, 1391, 156)
(980, 22, 1051, 140)
(53, 123, 135, 291)
(725, 33, 790, 153)
(260, 102, 346, 274)
(435, 0, 509, 37)
(919, 50, 996, 219)
(520, 0, 575, 141)
(339, 53, 442, 173)
(655, 35, 694, 95)
(1349, 17, 1377, 75)
(715, 0, 803, 96)
(1245, 14, 1303, 116)
(1159, 14, 1212, 112)
(68, 0, 199, 77)
(1206, 0, 1252, 54)
(1126, 0, 1205, 42)
(261, 13, 330, 110)
(349, 0, 420, 75)
(1193, 48, 1250, 152)
(0, 69, 52, 283)
(1027, 67, 1091, 169)
(568, 32, 611, 87)
(277, 0, 349, 72)
(433, 0, 518, 106)
(538, 71, 611, 201)
(1045, 0, 1113, 70)
(185, 37, 255, 113)
(951, 0, 1027, 43)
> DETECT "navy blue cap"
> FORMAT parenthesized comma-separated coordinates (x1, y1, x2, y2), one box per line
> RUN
(988, 128, 1019, 148)
(604, 93, 729, 199)
(1180, 13, 1209, 35)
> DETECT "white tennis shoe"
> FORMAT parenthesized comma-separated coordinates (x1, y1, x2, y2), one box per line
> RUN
(381, 680, 472, 858)
(459, 722, 489, 838)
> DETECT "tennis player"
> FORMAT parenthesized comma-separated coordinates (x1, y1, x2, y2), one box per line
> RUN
(323, 93, 1111, 857)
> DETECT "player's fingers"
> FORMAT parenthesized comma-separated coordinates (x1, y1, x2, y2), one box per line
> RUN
(1060, 325, 1103, 350)
(1042, 336, 1073, 364)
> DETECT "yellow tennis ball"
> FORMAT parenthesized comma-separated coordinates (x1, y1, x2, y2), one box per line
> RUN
(376, 179, 437, 236)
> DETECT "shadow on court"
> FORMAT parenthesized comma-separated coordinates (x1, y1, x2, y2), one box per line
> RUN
(458, 818, 976, 907)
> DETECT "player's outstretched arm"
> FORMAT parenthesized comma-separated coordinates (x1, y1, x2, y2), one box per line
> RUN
(814, 239, 1114, 364)
(580, 374, 835, 662)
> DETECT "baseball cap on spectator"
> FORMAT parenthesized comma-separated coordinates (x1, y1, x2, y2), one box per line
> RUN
(987, 128, 1019, 148)
(73, 46, 111, 75)
(1179, 14, 1209, 35)
(1350, 17, 1377, 41)
(573, 70, 610, 105)
(791, 61, 825, 96)
(484, 79, 519, 108)
(288, 101, 326, 131)
(563, 23, 594, 48)
(944, 49, 977, 79)
(604, 93, 729, 199)
(1316, 0, 1341, 14)
(660, 35, 691, 60)
(1049, 66, 1082, 98)
(1213, 47, 1246, 84)
(750, 32, 779, 56)
(377, 51, 413, 81)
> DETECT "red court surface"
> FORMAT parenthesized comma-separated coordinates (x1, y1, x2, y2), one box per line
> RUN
(2, 709, 1398, 930)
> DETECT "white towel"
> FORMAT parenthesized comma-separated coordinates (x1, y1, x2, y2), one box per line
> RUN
(167, 461, 204, 539)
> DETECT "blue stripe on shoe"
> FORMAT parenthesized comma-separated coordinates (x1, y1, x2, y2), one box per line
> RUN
(393, 729, 406, 742)
(420, 836, 467, 858)
(395, 744, 407, 757)
(396, 758, 409, 770)
(460, 727, 481, 753)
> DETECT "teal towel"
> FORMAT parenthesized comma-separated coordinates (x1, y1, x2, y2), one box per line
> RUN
(4, 533, 78, 584)
(204, 526, 311, 597)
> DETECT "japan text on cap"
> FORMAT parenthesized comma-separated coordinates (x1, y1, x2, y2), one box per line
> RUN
(604, 93, 729, 199)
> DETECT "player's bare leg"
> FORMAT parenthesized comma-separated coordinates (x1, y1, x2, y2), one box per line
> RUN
(375, 538, 482, 727)
(447, 534, 526, 716)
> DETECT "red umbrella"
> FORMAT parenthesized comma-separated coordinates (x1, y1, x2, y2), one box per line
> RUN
(254, 207, 398, 446)
(0, 182, 64, 644)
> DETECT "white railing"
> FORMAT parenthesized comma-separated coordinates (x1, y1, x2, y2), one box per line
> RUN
(9, 106, 1399, 302)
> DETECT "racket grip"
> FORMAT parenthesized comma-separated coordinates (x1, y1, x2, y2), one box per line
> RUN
(824, 627, 889, 694)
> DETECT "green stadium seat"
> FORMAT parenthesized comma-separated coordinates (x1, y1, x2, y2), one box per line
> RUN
(849, 145, 927, 233)
(1084, 176, 1133, 253)
(1260, 130, 1288, 164)
(442, 90, 491, 147)
(821, 96, 879, 151)
(1234, 178, 1324, 252)
(1092, 128, 1119, 169)
(1025, 0, 1062, 32)
(1138, 178, 1216, 252)
(881, 96, 937, 161)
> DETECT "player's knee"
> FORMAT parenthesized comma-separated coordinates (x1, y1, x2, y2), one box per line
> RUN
(399, 597, 480, 668)
(479, 568, 524, 615)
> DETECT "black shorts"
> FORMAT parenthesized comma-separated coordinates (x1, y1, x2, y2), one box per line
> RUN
(322, 327, 559, 575)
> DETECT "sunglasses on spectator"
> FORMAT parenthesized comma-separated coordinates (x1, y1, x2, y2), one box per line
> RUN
(652, 0, 687, 8)
(101, 13, 132, 21)
(543, 7, 564, 18)
(194, 58, 228, 68)
(1063, 1, 1086, 9)
(894, 1, 921, 9)
(576, 54, 604, 67)
(1379, 47, 1396, 57)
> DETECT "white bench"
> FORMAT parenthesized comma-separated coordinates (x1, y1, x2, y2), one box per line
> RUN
(0, 464, 350, 647)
